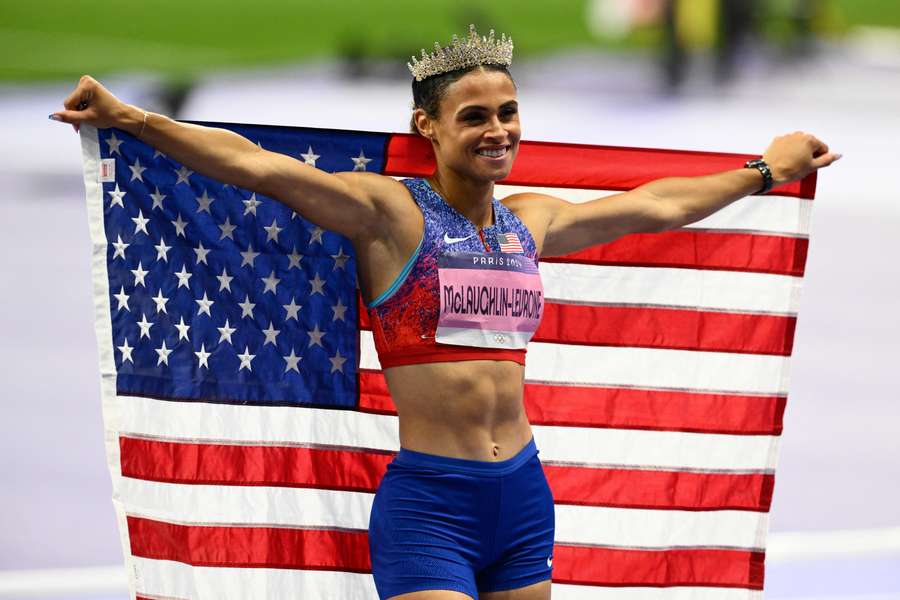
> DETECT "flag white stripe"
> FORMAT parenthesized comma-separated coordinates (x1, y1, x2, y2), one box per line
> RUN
(550, 584, 764, 600)
(360, 333, 791, 395)
(540, 262, 802, 315)
(132, 556, 377, 600)
(131, 556, 765, 600)
(496, 185, 811, 236)
(116, 396, 779, 471)
(120, 478, 768, 549)
(121, 478, 374, 530)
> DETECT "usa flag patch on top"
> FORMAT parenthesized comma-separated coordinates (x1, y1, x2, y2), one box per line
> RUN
(496, 232, 524, 253)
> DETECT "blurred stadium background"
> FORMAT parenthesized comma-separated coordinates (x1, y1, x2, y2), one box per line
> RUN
(2, 0, 899, 597)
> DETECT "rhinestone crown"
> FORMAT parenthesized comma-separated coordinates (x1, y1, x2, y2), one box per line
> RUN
(408, 24, 514, 82)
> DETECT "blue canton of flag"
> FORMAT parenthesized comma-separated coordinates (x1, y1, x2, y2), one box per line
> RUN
(100, 122, 388, 407)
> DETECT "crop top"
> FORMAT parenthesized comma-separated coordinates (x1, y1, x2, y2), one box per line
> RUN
(365, 177, 544, 368)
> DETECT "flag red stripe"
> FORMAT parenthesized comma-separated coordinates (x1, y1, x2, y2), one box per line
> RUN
(120, 437, 772, 511)
(127, 515, 371, 572)
(384, 133, 815, 199)
(127, 515, 763, 588)
(359, 370, 785, 436)
(533, 303, 796, 355)
(553, 544, 765, 589)
(544, 465, 773, 511)
(359, 300, 795, 356)
(543, 230, 808, 277)
(120, 436, 393, 491)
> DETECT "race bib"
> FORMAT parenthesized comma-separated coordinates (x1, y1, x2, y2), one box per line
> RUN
(436, 252, 544, 349)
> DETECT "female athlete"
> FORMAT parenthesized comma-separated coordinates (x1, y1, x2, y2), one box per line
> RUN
(51, 24, 839, 600)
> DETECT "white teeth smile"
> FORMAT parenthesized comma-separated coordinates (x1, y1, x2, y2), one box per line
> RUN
(476, 147, 507, 158)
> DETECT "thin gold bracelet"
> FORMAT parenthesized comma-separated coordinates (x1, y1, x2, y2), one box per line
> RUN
(137, 110, 149, 138)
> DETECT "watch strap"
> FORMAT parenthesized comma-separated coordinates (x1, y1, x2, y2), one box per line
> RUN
(744, 158, 774, 195)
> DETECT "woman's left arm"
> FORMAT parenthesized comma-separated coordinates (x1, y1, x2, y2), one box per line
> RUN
(515, 132, 841, 258)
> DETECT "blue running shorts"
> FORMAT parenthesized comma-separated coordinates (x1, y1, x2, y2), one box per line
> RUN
(368, 436, 555, 599)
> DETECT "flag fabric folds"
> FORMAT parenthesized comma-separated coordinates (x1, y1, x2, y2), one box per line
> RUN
(79, 121, 816, 599)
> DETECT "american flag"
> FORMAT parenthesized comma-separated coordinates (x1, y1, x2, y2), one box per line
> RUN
(79, 122, 815, 599)
(496, 231, 525, 253)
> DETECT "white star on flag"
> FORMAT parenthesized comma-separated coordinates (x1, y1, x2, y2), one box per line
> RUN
(262, 272, 281, 294)
(219, 217, 237, 240)
(129, 157, 147, 182)
(351, 149, 373, 171)
(287, 247, 303, 270)
(106, 132, 124, 155)
(117, 338, 133, 363)
(217, 267, 234, 292)
(309, 273, 326, 296)
(301, 145, 320, 166)
(264, 219, 283, 243)
(136, 313, 154, 339)
(111, 234, 129, 260)
(331, 247, 350, 271)
(283, 349, 302, 373)
(154, 237, 171, 262)
(108, 183, 126, 208)
(331, 299, 347, 322)
(174, 265, 192, 289)
(131, 262, 148, 287)
(113, 286, 130, 312)
(174, 165, 193, 185)
(240, 245, 259, 268)
(150, 187, 167, 210)
(196, 190, 215, 214)
(237, 346, 255, 372)
(174, 317, 190, 341)
(283, 298, 301, 321)
(194, 343, 211, 369)
(194, 241, 210, 265)
(155, 340, 172, 366)
(307, 324, 325, 348)
(171, 214, 188, 237)
(238, 295, 256, 319)
(218, 319, 236, 344)
(132, 210, 150, 235)
(151, 290, 169, 314)
(329, 350, 346, 373)
(309, 226, 325, 244)
(263, 322, 280, 346)
(243, 193, 261, 216)
(195, 292, 214, 316)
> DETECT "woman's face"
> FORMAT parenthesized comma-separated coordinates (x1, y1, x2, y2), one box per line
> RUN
(416, 68, 521, 183)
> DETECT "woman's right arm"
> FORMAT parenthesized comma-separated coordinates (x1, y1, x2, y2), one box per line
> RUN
(52, 75, 398, 241)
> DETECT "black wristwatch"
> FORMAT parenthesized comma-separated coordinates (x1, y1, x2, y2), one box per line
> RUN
(744, 159, 774, 195)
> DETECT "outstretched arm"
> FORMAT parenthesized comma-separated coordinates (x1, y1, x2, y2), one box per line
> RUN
(507, 132, 841, 258)
(51, 75, 402, 242)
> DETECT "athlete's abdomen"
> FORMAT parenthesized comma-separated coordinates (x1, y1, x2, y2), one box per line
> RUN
(384, 358, 531, 461)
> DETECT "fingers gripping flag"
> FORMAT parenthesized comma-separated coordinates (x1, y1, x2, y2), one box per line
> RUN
(79, 121, 816, 599)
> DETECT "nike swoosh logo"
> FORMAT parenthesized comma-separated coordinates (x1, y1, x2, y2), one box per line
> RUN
(547, 557, 553, 568)
(443, 233, 475, 244)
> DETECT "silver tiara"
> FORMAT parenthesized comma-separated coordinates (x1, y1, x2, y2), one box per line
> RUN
(408, 24, 514, 82)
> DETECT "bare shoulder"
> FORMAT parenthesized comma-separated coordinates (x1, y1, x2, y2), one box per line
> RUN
(497, 191, 569, 255)
(499, 190, 565, 209)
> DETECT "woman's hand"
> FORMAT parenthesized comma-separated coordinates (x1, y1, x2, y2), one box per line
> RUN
(762, 131, 841, 185)
(49, 75, 135, 134)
